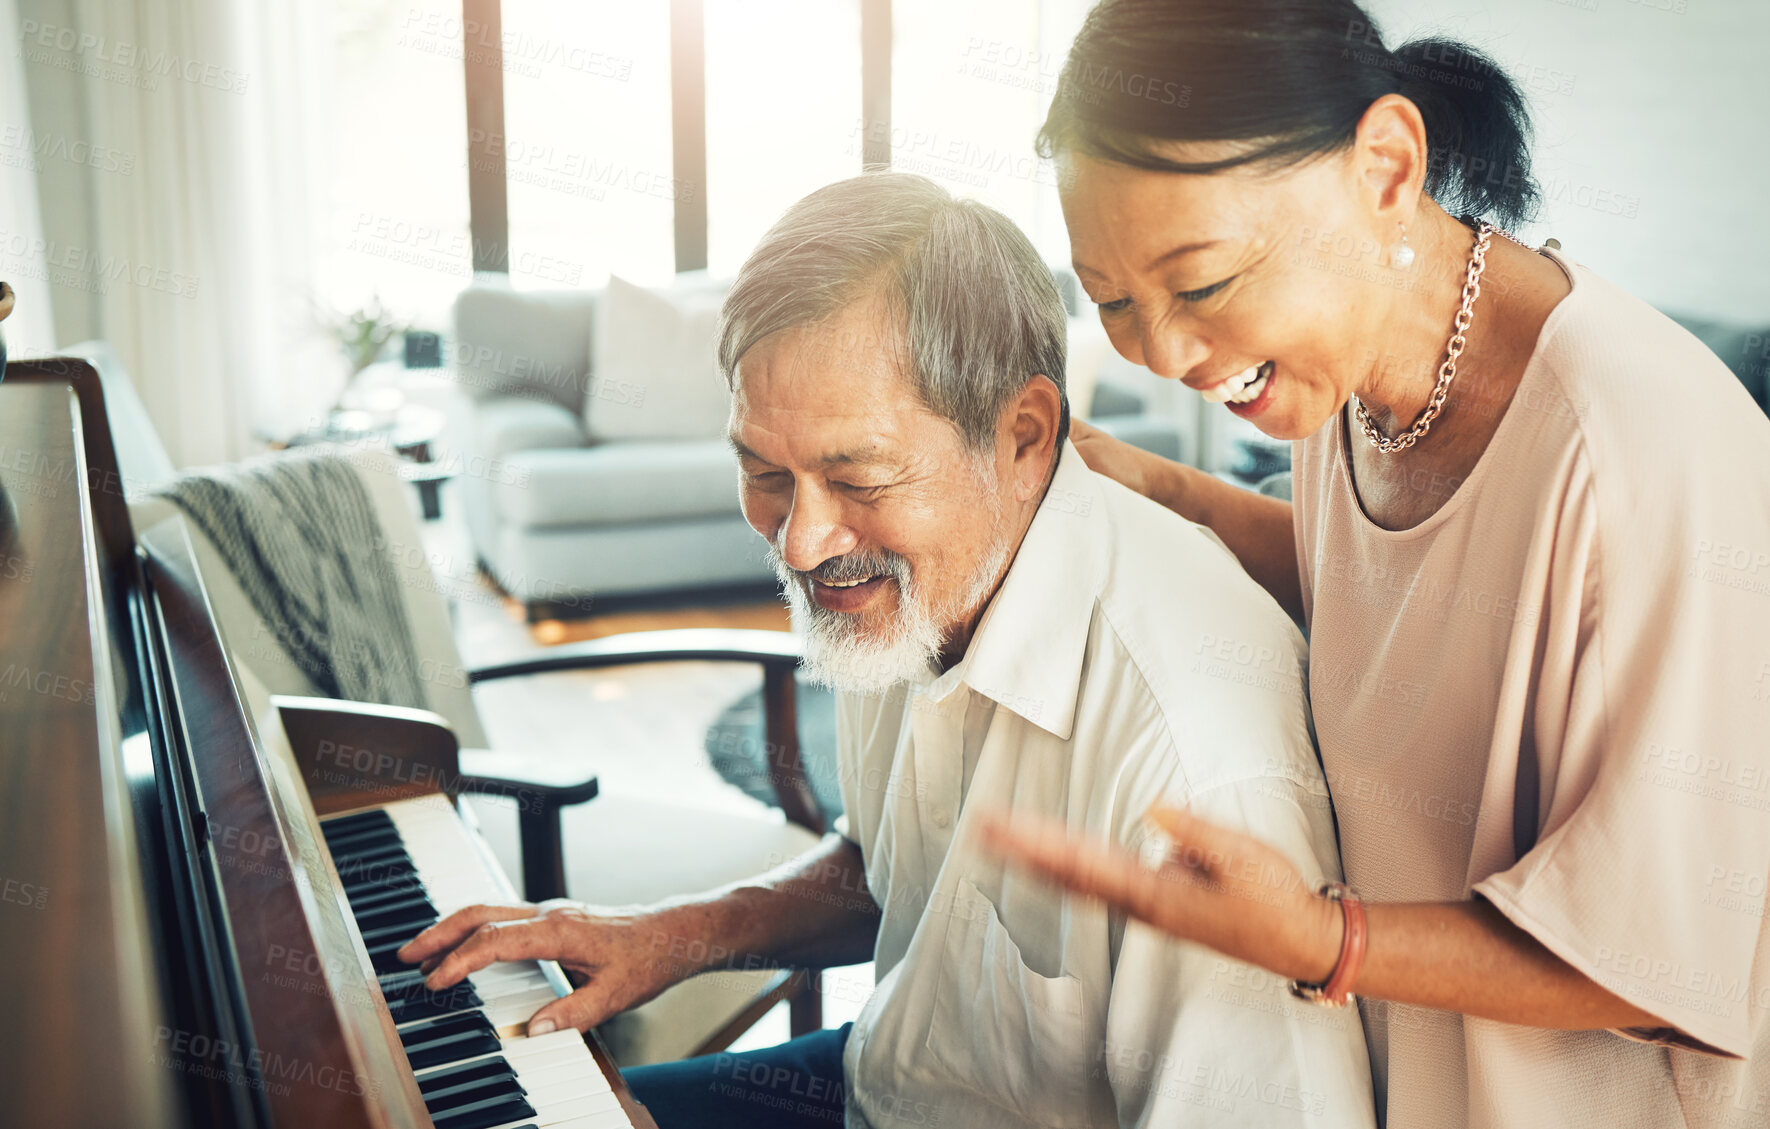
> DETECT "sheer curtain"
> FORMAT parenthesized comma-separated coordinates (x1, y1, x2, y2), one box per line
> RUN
(0, 0, 57, 355)
(13, 0, 329, 466)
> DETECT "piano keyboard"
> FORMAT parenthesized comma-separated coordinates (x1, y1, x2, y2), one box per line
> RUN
(321, 798, 636, 1129)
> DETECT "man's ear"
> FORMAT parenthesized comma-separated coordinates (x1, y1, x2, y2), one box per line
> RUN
(1005, 375, 1064, 503)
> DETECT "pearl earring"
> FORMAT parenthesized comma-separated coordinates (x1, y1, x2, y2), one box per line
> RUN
(1390, 224, 1415, 269)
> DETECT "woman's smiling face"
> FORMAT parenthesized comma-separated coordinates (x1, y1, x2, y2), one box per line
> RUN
(1060, 145, 1401, 442)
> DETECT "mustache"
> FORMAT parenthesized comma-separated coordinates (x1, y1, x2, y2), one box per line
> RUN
(767, 544, 912, 588)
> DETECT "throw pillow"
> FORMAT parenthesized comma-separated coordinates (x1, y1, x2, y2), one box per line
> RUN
(586, 275, 732, 441)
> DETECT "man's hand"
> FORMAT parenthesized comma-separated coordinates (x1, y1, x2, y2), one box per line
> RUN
(396, 900, 690, 1034)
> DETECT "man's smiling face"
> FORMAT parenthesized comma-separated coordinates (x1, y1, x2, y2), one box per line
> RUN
(730, 289, 1012, 691)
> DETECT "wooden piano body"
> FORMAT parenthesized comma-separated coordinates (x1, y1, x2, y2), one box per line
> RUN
(0, 359, 656, 1128)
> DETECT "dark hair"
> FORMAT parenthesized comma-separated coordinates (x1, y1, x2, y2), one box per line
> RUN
(1037, 0, 1539, 229)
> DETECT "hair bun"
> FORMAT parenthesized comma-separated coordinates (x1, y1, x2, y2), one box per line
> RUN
(1039, 1, 1539, 230)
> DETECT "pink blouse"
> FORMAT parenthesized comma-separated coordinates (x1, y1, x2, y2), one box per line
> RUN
(1293, 247, 1770, 1127)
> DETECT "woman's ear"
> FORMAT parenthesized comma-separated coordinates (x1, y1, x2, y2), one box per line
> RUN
(1355, 93, 1430, 220)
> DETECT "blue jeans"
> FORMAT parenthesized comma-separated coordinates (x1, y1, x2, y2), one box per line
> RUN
(622, 1023, 852, 1129)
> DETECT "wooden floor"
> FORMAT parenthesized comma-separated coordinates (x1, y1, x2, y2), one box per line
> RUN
(528, 594, 789, 646)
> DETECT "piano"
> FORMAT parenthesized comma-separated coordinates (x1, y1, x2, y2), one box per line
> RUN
(0, 357, 657, 1129)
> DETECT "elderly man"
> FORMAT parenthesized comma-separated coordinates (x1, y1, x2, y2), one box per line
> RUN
(400, 173, 1374, 1128)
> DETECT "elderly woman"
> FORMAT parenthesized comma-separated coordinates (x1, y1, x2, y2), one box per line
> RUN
(982, 1, 1770, 1126)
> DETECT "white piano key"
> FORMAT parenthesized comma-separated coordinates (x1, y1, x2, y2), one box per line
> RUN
(485, 984, 566, 1030)
(366, 799, 637, 1127)
(486, 1107, 633, 1129)
(499, 1030, 600, 1070)
(520, 1074, 619, 1109)
(522, 1057, 614, 1094)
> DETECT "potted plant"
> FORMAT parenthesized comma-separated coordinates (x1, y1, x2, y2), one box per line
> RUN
(317, 293, 409, 422)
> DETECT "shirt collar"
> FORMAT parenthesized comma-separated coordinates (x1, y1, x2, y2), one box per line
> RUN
(921, 440, 1107, 740)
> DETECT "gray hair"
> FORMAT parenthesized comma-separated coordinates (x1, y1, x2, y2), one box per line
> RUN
(716, 172, 1069, 451)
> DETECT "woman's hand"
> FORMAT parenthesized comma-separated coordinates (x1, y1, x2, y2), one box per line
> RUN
(1068, 418, 1160, 500)
(978, 806, 1343, 983)
(396, 899, 691, 1034)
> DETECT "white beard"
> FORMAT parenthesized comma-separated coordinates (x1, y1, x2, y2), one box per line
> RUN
(770, 488, 1012, 696)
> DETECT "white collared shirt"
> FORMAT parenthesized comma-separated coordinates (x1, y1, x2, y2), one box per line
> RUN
(837, 442, 1376, 1129)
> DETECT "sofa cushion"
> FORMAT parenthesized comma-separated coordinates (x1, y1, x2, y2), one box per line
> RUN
(462, 396, 587, 463)
(587, 275, 732, 442)
(453, 283, 597, 411)
(491, 439, 742, 528)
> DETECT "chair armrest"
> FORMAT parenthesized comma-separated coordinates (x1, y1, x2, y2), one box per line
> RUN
(458, 747, 600, 903)
(468, 628, 825, 837)
(457, 747, 601, 807)
(466, 628, 800, 683)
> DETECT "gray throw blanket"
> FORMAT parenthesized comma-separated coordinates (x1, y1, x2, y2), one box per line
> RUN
(155, 449, 428, 710)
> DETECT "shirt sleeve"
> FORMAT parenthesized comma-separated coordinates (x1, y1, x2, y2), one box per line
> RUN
(1472, 433, 1770, 1059)
(1103, 776, 1377, 1128)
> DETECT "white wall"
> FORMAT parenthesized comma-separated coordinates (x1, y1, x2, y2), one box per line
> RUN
(1364, 0, 1769, 324)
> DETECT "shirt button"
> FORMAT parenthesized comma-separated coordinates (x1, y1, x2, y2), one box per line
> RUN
(933, 809, 951, 828)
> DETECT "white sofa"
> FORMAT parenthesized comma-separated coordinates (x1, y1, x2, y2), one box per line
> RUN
(446, 274, 773, 614)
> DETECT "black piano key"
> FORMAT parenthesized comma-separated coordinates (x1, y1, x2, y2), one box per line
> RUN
(323, 822, 404, 849)
(386, 981, 481, 1020)
(322, 809, 395, 834)
(423, 1070, 525, 1114)
(340, 854, 417, 882)
(369, 948, 417, 976)
(402, 1012, 472, 1042)
(352, 883, 426, 915)
(405, 1028, 501, 1071)
(399, 1011, 496, 1047)
(321, 816, 396, 845)
(354, 887, 434, 916)
(370, 942, 419, 976)
(362, 919, 437, 947)
(331, 842, 412, 869)
(384, 978, 483, 1024)
(341, 867, 420, 894)
(341, 867, 422, 898)
(357, 904, 439, 939)
(347, 881, 433, 913)
(326, 829, 407, 854)
(417, 1057, 518, 1094)
(399, 1013, 502, 1071)
(430, 1093, 537, 1129)
(349, 890, 435, 922)
(361, 921, 438, 954)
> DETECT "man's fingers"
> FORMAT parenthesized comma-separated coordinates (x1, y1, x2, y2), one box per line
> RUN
(525, 987, 613, 1036)
(420, 915, 557, 989)
(397, 902, 537, 966)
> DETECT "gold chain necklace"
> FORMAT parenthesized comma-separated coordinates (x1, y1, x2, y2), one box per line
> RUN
(1351, 220, 1495, 454)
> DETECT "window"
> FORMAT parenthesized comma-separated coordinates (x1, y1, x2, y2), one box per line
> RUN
(703, 0, 863, 277)
(890, 0, 1090, 264)
(323, 0, 474, 324)
(501, 0, 677, 288)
